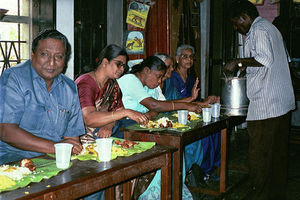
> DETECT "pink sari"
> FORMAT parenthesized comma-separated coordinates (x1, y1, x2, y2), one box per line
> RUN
(75, 74, 123, 143)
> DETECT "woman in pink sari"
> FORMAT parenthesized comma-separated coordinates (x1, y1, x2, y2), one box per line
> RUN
(75, 44, 148, 144)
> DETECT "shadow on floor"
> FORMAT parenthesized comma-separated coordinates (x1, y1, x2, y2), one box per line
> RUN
(189, 128, 300, 200)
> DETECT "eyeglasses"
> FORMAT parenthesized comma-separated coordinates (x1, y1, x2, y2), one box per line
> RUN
(166, 64, 174, 69)
(180, 54, 194, 60)
(112, 59, 127, 69)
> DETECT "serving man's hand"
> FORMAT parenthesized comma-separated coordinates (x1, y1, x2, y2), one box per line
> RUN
(224, 59, 240, 73)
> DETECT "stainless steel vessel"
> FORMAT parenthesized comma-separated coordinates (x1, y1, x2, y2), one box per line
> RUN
(220, 76, 249, 116)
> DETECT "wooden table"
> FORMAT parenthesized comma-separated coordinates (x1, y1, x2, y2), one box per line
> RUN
(124, 116, 246, 200)
(0, 145, 175, 200)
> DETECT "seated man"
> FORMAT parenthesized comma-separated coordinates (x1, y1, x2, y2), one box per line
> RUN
(0, 29, 84, 165)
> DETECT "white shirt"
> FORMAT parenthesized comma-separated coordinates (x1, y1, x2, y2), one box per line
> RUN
(155, 86, 166, 101)
(244, 17, 295, 120)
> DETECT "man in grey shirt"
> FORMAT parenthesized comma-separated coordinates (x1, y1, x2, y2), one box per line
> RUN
(224, 0, 295, 199)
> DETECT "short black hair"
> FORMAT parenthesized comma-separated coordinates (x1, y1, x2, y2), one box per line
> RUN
(230, 0, 259, 20)
(32, 29, 71, 63)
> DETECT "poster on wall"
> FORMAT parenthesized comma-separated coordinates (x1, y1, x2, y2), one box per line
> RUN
(249, 0, 264, 5)
(128, 59, 143, 72)
(126, 1, 150, 29)
(124, 30, 145, 55)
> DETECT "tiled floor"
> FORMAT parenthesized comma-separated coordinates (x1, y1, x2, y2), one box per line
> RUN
(190, 127, 300, 200)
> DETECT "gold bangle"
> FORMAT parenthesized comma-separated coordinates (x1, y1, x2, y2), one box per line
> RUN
(172, 102, 175, 111)
(111, 111, 115, 121)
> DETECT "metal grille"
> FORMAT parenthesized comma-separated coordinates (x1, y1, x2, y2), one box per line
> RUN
(0, 40, 26, 75)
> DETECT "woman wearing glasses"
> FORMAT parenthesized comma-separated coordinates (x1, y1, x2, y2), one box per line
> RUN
(170, 44, 221, 183)
(75, 44, 148, 144)
(171, 44, 199, 99)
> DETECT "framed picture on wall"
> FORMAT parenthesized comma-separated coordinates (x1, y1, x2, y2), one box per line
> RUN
(126, 1, 150, 29)
(123, 30, 145, 55)
(249, 0, 264, 5)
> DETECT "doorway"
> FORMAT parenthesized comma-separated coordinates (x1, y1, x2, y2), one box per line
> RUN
(74, 0, 107, 78)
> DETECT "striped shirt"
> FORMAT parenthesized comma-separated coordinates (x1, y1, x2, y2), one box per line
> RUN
(244, 17, 295, 121)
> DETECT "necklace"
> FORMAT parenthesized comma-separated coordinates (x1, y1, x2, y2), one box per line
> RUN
(93, 71, 102, 89)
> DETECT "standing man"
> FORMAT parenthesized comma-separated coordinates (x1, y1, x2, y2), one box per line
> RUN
(224, 1, 295, 199)
(0, 29, 84, 164)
